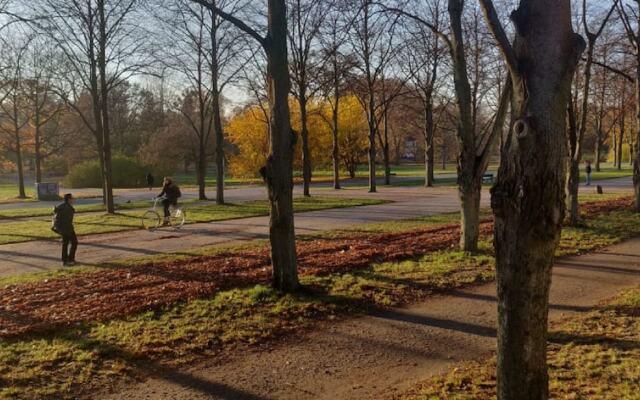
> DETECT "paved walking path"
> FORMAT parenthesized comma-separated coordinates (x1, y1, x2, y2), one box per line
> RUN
(0, 176, 634, 278)
(0, 186, 488, 277)
(102, 238, 640, 400)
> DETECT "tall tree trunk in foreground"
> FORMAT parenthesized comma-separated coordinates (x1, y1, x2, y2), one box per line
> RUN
(264, 0, 299, 291)
(481, 0, 584, 398)
(192, 0, 299, 291)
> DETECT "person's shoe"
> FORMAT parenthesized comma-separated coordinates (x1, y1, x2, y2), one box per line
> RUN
(66, 261, 76, 266)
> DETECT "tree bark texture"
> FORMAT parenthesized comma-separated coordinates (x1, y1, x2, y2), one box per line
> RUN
(490, 1, 584, 398)
(264, 0, 299, 292)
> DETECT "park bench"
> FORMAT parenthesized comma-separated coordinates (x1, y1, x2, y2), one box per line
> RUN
(482, 173, 494, 184)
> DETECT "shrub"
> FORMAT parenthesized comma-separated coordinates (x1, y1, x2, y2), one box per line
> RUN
(64, 155, 173, 188)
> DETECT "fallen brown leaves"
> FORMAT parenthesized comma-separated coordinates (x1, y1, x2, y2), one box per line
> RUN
(0, 197, 632, 337)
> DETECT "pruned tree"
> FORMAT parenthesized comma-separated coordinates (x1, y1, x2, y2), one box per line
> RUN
(348, 0, 400, 193)
(190, 0, 299, 291)
(384, 1, 509, 252)
(566, 0, 617, 226)
(31, 0, 152, 213)
(156, 0, 244, 202)
(0, 31, 31, 198)
(288, 0, 329, 196)
(318, 5, 357, 189)
(401, 0, 445, 187)
(23, 36, 67, 183)
(479, 0, 585, 398)
(618, 0, 640, 211)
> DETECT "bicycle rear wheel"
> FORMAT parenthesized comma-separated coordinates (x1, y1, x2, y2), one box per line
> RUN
(169, 207, 186, 228)
(142, 210, 161, 230)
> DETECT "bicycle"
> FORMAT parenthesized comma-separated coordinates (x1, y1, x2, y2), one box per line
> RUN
(141, 197, 186, 230)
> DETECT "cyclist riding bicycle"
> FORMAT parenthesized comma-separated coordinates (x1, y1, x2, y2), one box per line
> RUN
(157, 177, 182, 225)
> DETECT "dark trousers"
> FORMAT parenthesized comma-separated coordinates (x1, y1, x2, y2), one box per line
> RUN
(62, 231, 78, 262)
(162, 199, 177, 218)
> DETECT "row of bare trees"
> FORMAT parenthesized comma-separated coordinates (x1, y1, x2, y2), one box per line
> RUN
(1, 1, 639, 397)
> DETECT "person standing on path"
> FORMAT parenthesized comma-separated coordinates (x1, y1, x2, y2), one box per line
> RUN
(52, 193, 78, 266)
(146, 172, 155, 191)
(585, 160, 592, 186)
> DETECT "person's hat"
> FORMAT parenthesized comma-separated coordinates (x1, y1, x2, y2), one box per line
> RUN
(64, 193, 74, 201)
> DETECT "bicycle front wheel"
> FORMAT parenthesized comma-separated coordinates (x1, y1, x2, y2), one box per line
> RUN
(142, 210, 161, 230)
(170, 207, 186, 229)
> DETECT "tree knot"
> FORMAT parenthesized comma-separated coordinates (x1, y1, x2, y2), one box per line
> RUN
(513, 117, 532, 139)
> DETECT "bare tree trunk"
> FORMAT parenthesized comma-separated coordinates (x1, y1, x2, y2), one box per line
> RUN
(566, 102, 580, 226)
(441, 143, 446, 170)
(34, 106, 43, 183)
(595, 128, 602, 172)
(617, 107, 624, 170)
(424, 100, 435, 187)
(264, 0, 299, 292)
(383, 108, 391, 185)
(213, 89, 225, 204)
(488, 1, 584, 398)
(448, 0, 482, 252)
(332, 94, 341, 190)
(563, 0, 615, 226)
(98, 0, 114, 213)
(459, 179, 481, 251)
(367, 96, 377, 193)
(299, 96, 311, 196)
(197, 142, 207, 200)
(12, 100, 26, 199)
(635, 64, 640, 211)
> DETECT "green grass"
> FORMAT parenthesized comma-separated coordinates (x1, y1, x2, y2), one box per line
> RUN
(0, 199, 181, 219)
(0, 249, 497, 400)
(0, 197, 385, 245)
(398, 286, 640, 400)
(1, 199, 639, 399)
(582, 165, 634, 183)
(0, 184, 35, 203)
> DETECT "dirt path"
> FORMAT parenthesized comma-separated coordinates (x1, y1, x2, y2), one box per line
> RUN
(101, 238, 640, 400)
(0, 186, 488, 278)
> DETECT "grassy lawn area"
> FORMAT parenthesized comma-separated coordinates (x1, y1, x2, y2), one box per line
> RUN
(583, 164, 634, 183)
(0, 197, 385, 245)
(398, 286, 640, 400)
(0, 199, 177, 219)
(0, 196, 639, 399)
(0, 184, 35, 204)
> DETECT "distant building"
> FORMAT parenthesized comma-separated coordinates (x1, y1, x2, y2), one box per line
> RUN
(402, 137, 417, 161)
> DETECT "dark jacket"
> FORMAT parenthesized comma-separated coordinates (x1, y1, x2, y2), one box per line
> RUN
(586, 164, 592, 174)
(146, 173, 154, 186)
(53, 202, 75, 235)
(159, 183, 181, 201)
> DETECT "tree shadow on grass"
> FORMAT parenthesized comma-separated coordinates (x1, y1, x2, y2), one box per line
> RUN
(4, 322, 273, 400)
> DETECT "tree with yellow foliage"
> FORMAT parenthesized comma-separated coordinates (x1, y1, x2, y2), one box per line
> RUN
(226, 106, 270, 178)
(227, 95, 368, 180)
